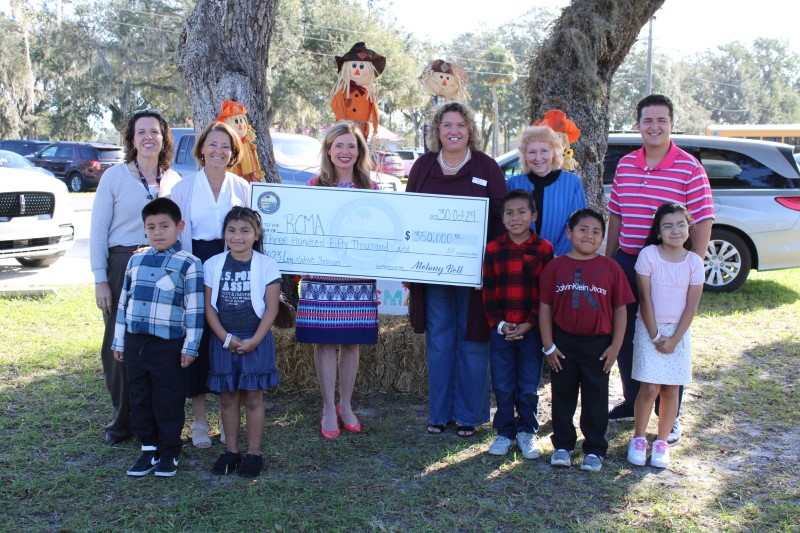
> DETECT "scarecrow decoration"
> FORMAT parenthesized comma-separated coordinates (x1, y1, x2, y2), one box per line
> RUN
(215, 100, 265, 183)
(330, 42, 386, 138)
(419, 59, 468, 103)
(534, 109, 581, 172)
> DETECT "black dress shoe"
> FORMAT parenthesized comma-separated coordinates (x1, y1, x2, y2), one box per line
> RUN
(104, 432, 133, 445)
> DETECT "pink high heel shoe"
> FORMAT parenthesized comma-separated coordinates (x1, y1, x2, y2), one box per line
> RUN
(320, 414, 340, 440)
(336, 404, 362, 433)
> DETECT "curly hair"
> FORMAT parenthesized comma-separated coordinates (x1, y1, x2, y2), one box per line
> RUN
(192, 121, 243, 169)
(316, 121, 372, 189)
(518, 125, 564, 174)
(426, 101, 481, 153)
(122, 110, 174, 170)
(644, 203, 694, 251)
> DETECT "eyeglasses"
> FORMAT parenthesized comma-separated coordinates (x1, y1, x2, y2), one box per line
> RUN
(133, 108, 162, 117)
(660, 222, 688, 232)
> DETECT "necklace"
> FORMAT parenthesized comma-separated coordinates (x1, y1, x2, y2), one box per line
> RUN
(438, 148, 471, 173)
(133, 160, 161, 200)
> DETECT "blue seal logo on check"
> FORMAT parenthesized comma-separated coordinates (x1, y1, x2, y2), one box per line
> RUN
(257, 191, 280, 214)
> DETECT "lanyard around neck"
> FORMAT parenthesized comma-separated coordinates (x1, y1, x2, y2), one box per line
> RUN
(134, 160, 161, 200)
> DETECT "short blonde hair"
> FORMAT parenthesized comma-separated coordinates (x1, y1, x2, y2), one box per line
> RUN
(426, 101, 481, 153)
(193, 121, 243, 168)
(518, 125, 563, 174)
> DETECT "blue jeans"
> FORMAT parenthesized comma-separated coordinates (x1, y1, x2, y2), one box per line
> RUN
(424, 285, 490, 426)
(489, 328, 544, 439)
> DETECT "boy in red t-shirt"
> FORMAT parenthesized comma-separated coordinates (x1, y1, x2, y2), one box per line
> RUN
(539, 209, 634, 471)
(482, 190, 553, 459)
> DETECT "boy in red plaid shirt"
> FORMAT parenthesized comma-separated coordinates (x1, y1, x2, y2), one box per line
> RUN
(482, 189, 553, 458)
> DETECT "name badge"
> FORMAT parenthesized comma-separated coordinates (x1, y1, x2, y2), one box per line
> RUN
(472, 177, 487, 186)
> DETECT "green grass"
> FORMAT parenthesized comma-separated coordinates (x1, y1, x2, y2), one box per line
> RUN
(1, 270, 799, 532)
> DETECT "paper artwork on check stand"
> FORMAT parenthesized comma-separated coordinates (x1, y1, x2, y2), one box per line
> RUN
(250, 183, 489, 287)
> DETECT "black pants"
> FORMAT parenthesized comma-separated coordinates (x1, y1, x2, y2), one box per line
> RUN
(550, 328, 612, 457)
(125, 333, 186, 459)
(100, 250, 133, 439)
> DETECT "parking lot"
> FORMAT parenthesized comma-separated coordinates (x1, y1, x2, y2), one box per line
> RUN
(0, 193, 94, 289)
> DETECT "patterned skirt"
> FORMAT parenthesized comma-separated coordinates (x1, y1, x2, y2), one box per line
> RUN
(295, 276, 379, 345)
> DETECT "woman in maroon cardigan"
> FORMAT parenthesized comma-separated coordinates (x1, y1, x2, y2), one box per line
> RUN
(406, 101, 507, 436)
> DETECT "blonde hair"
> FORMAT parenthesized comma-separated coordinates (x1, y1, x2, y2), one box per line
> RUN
(193, 121, 243, 168)
(518, 125, 564, 174)
(426, 101, 481, 153)
(330, 62, 379, 103)
(316, 121, 373, 189)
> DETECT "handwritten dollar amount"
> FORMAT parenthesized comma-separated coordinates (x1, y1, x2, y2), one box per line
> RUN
(405, 231, 478, 245)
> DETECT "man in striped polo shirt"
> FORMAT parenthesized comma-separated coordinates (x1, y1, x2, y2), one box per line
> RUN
(605, 94, 714, 443)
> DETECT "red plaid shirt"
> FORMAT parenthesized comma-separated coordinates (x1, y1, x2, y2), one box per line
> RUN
(482, 232, 554, 328)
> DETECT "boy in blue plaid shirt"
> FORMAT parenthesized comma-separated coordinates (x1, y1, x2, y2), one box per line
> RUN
(112, 198, 204, 477)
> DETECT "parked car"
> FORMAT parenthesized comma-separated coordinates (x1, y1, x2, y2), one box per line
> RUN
(0, 150, 57, 178)
(29, 142, 124, 192)
(0, 164, 75, 267)
(496, 134, 800, 292)
(171, 129, 404, 190)
(0, 140, 51, 157)
(371, 149, 404, 178)
(396, 148, 423, 178)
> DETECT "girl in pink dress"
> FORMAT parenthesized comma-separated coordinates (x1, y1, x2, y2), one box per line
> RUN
(627, 203, 704, 469)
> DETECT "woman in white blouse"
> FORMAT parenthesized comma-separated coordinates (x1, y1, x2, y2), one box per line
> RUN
(171, 121, 250, 447)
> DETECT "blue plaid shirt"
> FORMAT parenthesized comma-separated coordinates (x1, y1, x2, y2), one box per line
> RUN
(112, 242, 204, 356)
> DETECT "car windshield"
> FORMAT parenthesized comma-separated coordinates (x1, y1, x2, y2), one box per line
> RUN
(272, 135, 321, 169)
(97, 148, 124, 161)
(0, 150, 36, 169)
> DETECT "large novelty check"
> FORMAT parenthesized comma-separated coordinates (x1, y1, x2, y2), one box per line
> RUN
(250, 183, 489, 286)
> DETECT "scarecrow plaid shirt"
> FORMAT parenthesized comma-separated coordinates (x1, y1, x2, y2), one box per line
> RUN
(112, 243, 204, 356)
(482, 232, 554, 329)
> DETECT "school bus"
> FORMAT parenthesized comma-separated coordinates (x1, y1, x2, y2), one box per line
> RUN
(706, 124, 800, 147)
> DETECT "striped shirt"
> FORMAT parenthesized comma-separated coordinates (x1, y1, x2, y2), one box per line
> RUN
(608, 141, 715, 254)
(112, 243, 204, 356)
(482, 232, 554, 328)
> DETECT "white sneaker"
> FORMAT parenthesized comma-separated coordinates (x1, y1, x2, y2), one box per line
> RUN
(650, 439, 670, 468)
(551, 449, 572, 467)
(627, 436, 648, 466)
(488, 435, 515, 456)
(668, 419, 682, 445)
(516, 432, 541, 459)
(580, 454, 603, 472)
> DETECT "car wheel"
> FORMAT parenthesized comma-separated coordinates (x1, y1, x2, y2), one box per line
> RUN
(704, 229, 751, 293)
(68, 172, 85, 192)
(15, 253, 64, 268)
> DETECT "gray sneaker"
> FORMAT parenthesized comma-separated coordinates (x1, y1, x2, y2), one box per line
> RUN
(668, 419, 682, 445)
(580, 454, 603, 472)
(550, 448, 572, 467)
(488, 435, 515, 456)
(516, 432, 541, 459)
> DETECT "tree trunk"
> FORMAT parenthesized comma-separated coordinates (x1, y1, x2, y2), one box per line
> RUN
(176, 0, 279, 182)
(526, 0, 665, 211)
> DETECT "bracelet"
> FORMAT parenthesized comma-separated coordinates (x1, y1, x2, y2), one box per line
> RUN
(497, 321, 506, 335)
(650, 332, 662, 343)
(222, 333, 232, 349)
(542, 344, 557, 356)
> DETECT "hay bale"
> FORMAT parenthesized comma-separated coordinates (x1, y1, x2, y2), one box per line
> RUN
(273, 315, 428, 394)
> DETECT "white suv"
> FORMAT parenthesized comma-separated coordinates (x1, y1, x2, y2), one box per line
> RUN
(496, 134, 800, 292)
(0, 162, 75, 267)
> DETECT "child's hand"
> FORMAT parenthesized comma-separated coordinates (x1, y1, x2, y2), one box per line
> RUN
(501, 322, 518, 336)
(506, 322, 533, 341)
(599, 346, 620, 373)
(235, 338, 258, 354)
(227, 335, 243, 352)
(547, 348, 565, 372)
(113, 350, 124, 363)
(656, 336, 678, 354)
(181, 354, 196, 367)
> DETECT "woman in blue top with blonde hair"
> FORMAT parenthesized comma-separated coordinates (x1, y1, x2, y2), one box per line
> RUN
(506, 117, 586, 256)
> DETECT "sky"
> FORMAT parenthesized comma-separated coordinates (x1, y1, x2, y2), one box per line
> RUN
(358, 0, 800, 58)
